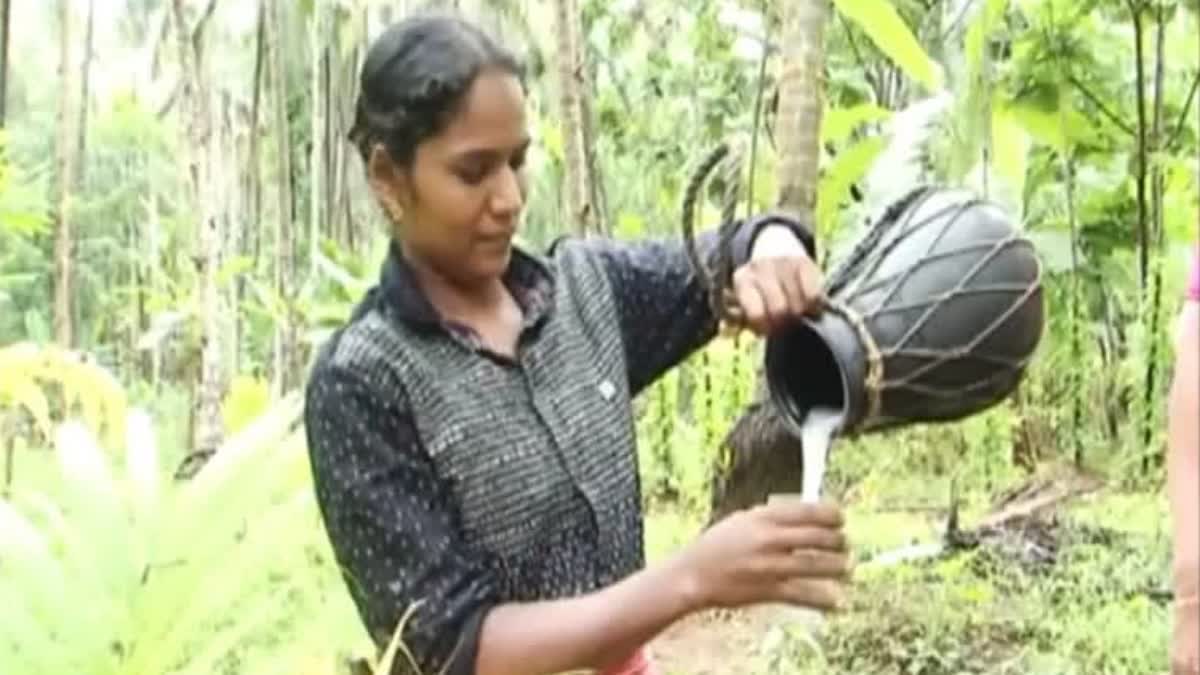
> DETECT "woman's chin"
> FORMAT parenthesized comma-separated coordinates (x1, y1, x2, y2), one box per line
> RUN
(461, 247, 512, 284)
(479, 243, 513, 270)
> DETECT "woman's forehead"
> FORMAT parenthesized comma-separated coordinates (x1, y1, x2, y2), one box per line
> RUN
(435, 70, 529, 152)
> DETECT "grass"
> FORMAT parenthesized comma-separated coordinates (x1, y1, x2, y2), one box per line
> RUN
(1, 387, 1176, 675)
(641, 464, 1175, 675)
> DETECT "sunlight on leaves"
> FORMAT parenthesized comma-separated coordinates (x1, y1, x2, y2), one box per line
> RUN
(1027, 230, 1080, 273)
(222, 374, 272, 435)
(990, 104, 1033, 216)
(823, 103, 893, 146)
(831, 0, 945, 92)
(0, 341, 128, 448)
(0, 392, 346, 675)
(817, 136, 887, 238)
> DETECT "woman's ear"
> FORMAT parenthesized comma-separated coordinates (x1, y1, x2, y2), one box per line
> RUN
(367, 144, 410, 224)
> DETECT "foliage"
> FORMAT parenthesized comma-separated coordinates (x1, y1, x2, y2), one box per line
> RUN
(0, 371, 463, 675)
(1, 0, 1197, 671)
(0, 396, 316, 674)
(0, 341, 128, 449)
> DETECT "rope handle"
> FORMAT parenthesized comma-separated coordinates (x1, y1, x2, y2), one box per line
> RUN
(680, 141, 747, 327)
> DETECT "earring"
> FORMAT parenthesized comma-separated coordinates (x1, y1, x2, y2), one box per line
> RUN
(378, 198, 403, 226)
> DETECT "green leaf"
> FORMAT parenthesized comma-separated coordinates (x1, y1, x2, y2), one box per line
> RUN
(314, 249, 370, 299)
(614, 212, 646, 239)
(1, 378, 52, 438)
(965, 0, 1008, 81)
(1026, 230, 1080, 272)
(1008, 102, 1067, 152)
(221, 375, 272, 436)
(122, 409, 161, 520)
(0, 390, 339, 675)
(823, 104, 893, 146)
(991, 105, 1032, 210)
(817, 136, 887, 238)
(831, 0, 945, 92)
(540, 118, 565, 164)
(1163, 157, 1200, 246)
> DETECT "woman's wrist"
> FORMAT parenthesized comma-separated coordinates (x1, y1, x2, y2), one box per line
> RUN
(474, 554, 705, 675)
(751, 223, 811, 260)
(661, 548, 709, 616)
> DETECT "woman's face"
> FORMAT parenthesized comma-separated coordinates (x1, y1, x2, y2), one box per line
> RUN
(371, 67, 531, 288)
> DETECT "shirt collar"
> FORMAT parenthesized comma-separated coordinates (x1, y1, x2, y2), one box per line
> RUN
(376, 239, 556, 337)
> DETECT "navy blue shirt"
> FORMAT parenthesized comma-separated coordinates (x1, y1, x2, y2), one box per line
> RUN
(304, 216, 814, 674)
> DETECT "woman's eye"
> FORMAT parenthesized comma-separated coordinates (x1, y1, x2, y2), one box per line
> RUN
(456, 164, 487, 184)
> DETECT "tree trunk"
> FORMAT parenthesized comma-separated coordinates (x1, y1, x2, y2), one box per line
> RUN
(75, 0, 94, 187)
(0, 0, 9, 127)
(269, 0, 299, 395)
(309, 0, 328, 276)
(1139, 2, 1168, 462)
(54, 0, 77, 349)
(1128, 1, 1150, 291)
(553, 0, 595, 235)
(708, 0, 830, 523)
(238, 0, 267, 376)
(171, 0, 225, 472)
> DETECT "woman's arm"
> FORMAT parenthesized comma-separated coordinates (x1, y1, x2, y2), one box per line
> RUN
(560, 213, 817, 396)
(1169, 297, 1199, 601)
(305, 363, 503, 675)
(474, 557, 698, 675)
(306, 353, 848, 675)
(1168, 252, 1200, 673)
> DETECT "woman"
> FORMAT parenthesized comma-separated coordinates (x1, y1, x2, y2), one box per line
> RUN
(1169, 244, 1200, 674)
(304, 14, 851, 675)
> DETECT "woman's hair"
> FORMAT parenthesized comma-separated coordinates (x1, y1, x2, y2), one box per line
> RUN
(348, 13, 527, 168)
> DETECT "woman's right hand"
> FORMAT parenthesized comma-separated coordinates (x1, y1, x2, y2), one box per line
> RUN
(673, 496, 852, 612)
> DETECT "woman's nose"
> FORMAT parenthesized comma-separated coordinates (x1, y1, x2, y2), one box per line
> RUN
(490, 166, 525, 216)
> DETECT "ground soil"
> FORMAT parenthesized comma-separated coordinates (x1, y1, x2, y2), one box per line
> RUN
(648, 606, 779, 674)
(643, 469, 1122, 675)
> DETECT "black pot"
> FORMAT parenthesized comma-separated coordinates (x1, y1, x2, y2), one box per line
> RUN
(764, 186, 1046, 438)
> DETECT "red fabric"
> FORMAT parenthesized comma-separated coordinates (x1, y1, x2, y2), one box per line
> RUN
(599, 647, 658, 675)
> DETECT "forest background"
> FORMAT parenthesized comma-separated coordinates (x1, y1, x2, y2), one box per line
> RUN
(0, 0, 1198, 673)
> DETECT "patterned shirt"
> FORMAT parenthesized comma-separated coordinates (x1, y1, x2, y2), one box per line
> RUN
(303, 216, 814, 675)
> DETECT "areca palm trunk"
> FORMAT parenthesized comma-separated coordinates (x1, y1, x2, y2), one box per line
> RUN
(553, 0, 595, 235)
(170, 0, 226, 468)
(709, 0, 830, 522)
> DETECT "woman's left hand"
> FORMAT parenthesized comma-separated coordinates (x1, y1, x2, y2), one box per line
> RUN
(729, 224, 826, 336)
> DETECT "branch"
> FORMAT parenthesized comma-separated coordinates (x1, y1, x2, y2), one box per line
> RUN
(190, 0, 219, 56)
(1166, 70, 1200, 152)
(148, 6, 171, 80)
(859, 474, 1105, 571)
(1067, 74, 1134, 137)
(837, 13, 879, 100)
(936, 0, 980, 52)
(156, 80, 180, 119)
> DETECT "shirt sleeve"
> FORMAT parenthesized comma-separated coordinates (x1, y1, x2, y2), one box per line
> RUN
(566, 213, 817, 396)
(304, 361, 500, 675)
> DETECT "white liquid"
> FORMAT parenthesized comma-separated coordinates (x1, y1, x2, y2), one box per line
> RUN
(799, 407, 842, 503)
(763, 406, 845, 638)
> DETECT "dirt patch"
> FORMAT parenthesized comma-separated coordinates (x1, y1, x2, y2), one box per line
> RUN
(649, 606, 779, 674)
(645, 510, 1167, 674)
